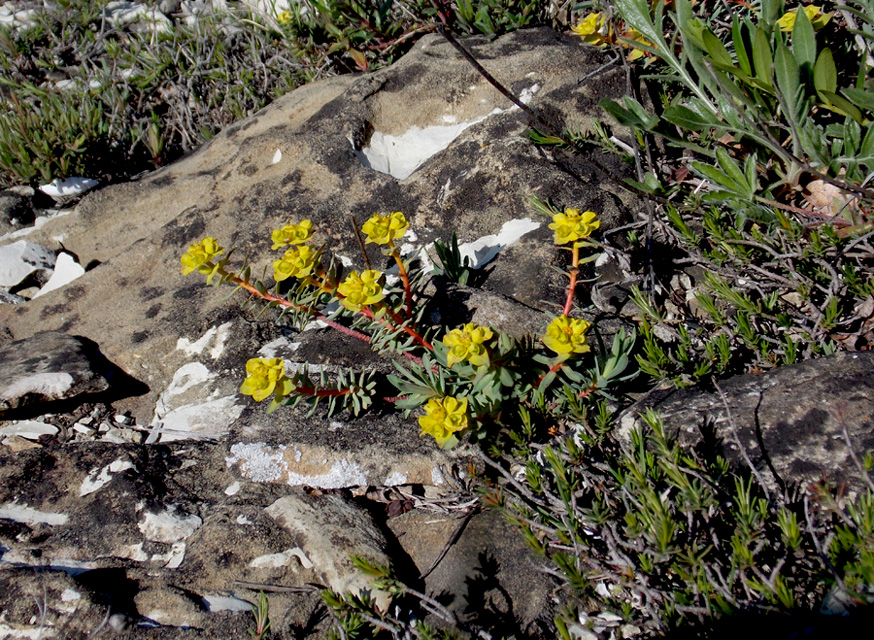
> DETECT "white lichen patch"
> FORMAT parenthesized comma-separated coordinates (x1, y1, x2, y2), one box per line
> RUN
(153, 395, 243, 442)
(1, 373, 74, 403)
(224, 481, 241, 496)
(0, 502, 68, 526)
(176, 322, 232, 359)
(138, 508, 202, 543)
(79, 459, 136, 496)
(384, 471, 408, 486)
(285, 458, 367, 488)
(226, 442, 289, 483)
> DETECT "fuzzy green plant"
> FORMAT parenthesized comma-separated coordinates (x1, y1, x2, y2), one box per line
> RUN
(489, 407, 874, 635)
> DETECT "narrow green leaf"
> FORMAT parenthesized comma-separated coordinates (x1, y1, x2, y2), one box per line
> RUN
(663, 104, 715, 131)
(818, 90, 865, 124)
(842, 87, 874, 112)
(753, 27, 774, 89)
(733, 18, 753, 77)
(775, 42, 800, 117)
(703, 29, 733, 68)
(791, 2, 817, 71)
(814, 48, 837, 94)
(611, 0, 661, 45)
(715, 148, 747, 189)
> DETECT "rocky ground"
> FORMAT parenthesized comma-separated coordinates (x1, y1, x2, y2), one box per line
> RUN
(2, 11, 873, 640)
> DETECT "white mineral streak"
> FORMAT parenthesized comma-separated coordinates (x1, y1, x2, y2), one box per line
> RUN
(457, 218, 541, 269)
(0, 502, 69, 526)
(38, 177, 99, 198)
(79, 459, 136, 496)
(256, 336, 301, 359)
(248, 547, 314, 569)
(32, 252, 86, 298)
(0, 372, 74, 403)
(150, 360, 243, 441)
(226, 442, 289, 482)
(431, 467, 446, 486)
(138, 509, 202, 543)
(272, 148, 282, 164)
(175, 322, 232, 359)
(201, 594, 254, 612)
(0, 421, 59, 440)
(359, 84, 540, 180)
(224, 481, 241, 496)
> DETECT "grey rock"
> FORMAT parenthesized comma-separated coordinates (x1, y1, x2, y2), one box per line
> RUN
(266, 492, 394, 610)
(0, 189, 35, 235)
(0, 239, 55, 288)
(0, 332, 116, 413)
(617, 351, 874, 494)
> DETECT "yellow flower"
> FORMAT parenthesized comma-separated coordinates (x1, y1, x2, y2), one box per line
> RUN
(622, 28, 654, 62)
(337, 269, 385, 311)
(239, 357, 293, 402)
(548, 208, 600, 245)
(777, 5, 832, 32)
(572, 12, 604, 36)
(273, 244, 319, 282)
(180, 237, 223, 275)
(276, 10, 292, 25)
(542, 316, 592, 355)
(442, 323, 494, 367)
(418, 396, 468, 447)
(272, 219, 314, 250)
(361, 211, 409, 246)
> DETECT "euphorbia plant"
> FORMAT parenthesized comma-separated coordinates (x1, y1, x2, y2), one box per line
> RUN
(180, 203, 635, 448)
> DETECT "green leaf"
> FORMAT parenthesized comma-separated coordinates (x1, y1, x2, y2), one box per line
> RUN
(611, 0, 661, 46)
(732, 18, 752, 77)
(814, 48, 837, 94)
(753, 27, 774, 89)
(702, 29, 733, 68)
(663, 104, 715, 131)
(818, 90, 865, 124)
(842, 87, 874, 112)
(775, 42, 800, 116)
(715, 147, 748, 191)
(791, 1, 817, 71)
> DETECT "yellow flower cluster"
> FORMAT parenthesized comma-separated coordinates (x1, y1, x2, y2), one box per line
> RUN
(180, 237, 223, 275)
(362, 211, 409, 246)
(418, 396, 468, 447)
(337, 270, 385, 311)
(272, 219, 314, 250)
(776, 5, 832, 32)
(549, 208, 600, 245)
(442, 323, 494, 367)
(542, 316, 592, 355)
(239, 357, 293, 402)
(273, 244, 319, 282)
(276, 10, 292, 25)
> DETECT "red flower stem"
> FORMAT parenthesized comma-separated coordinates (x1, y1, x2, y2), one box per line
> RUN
(562, 244, 580, 317)
(357, 304, 434, 352)
(536, 359, 566, 387)
(390, 243, 414, 320)
(293, 384, 354, 398)
(220, 269, 373, 344)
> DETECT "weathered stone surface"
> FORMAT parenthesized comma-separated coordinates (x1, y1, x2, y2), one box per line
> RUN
(267, 492, 394, 610)
(0, 189, 35, 235)
(617, 351, 874, 494)
(0, 239, 55, 288)
(0, 332, 129, 413)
